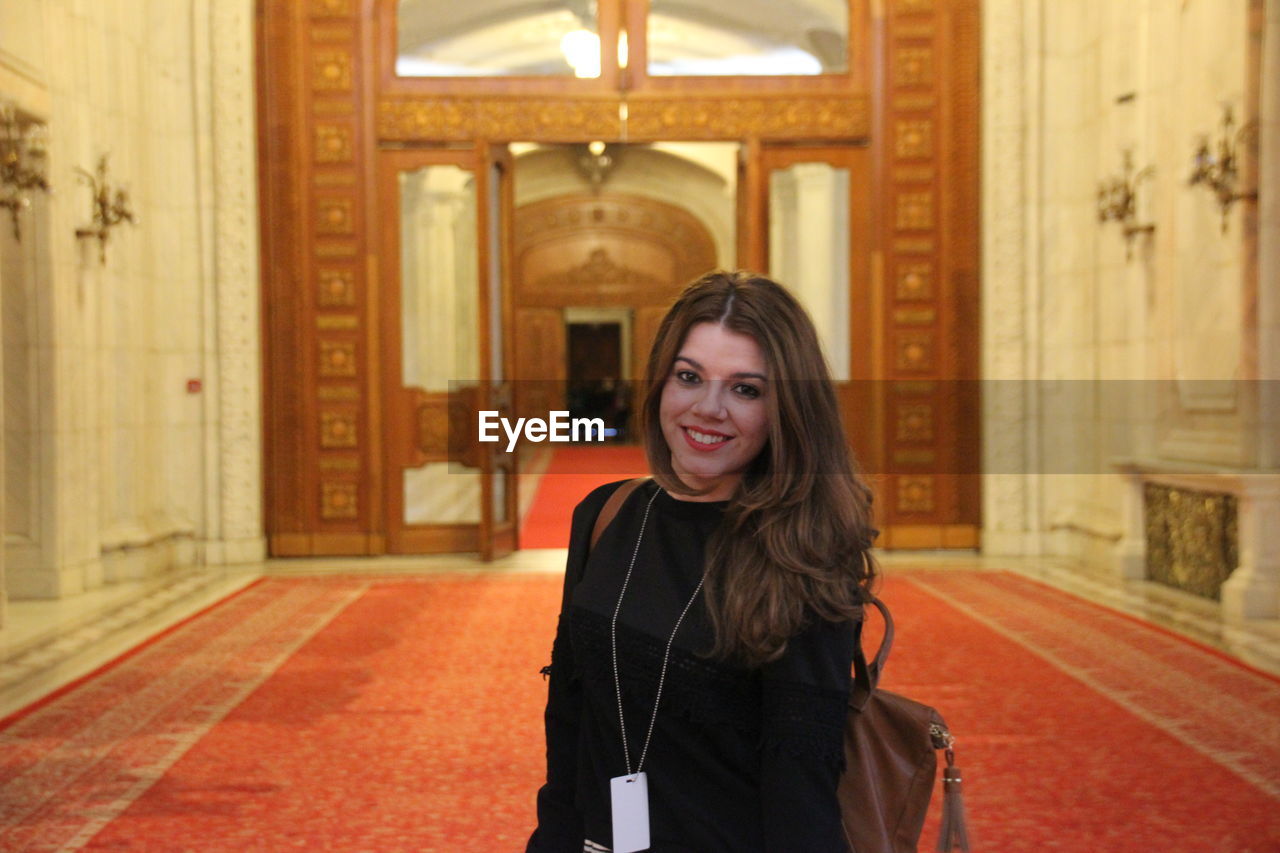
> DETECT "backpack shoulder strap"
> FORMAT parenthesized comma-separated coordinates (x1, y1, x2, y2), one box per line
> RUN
(590, 478, 648, 553)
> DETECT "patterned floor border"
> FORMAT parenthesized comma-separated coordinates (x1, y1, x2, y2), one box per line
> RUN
(907, 572, 1280, 800)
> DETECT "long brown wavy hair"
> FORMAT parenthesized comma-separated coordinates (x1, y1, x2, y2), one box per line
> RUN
(640, 270, 879, 666)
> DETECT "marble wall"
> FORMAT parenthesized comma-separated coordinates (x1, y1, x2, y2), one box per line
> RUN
(0, 0, 263, 608)
(984, 0, 1279, 617)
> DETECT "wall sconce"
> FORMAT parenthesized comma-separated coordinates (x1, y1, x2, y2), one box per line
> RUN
(0, 102, 51, 241)
(1188, 104, 1258, 232)
(74, 154, 136, 264)
(1097, 149, 1155, 261)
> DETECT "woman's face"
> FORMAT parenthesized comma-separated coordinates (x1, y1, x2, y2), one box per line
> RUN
(659, 322, 770, 501)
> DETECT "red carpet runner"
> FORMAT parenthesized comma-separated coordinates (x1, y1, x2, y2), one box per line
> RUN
(519, 446, 649, 548)
(2, 571, 1278, 851)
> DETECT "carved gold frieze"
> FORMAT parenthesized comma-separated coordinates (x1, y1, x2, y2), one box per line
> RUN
(893, 166, 935, 183)
(893, 237, 935, 254)
(896, 402, 935, 442)
(894, 94, 937, 111)
(895, 331, 934, 372)
(894, 22, 937, 39)
(320, 411, 358, 448)
(320, 481, 358, 520)
(893, 47, 934, 88)
(313, 100, 356, 116)
(418, 400, 449, 455)
(316, 241, 358, 258)
(311, 0, 354, 15)
(537, 248, 660, 291)
(377, 95, 871, 142)
(319, 341, 358, 377)
(311, 25, 354, 43)
(893, 307, 936, 326)
(314, 173, 357, 187)
(1144, 483, 1238, 600)
(895, 119, 934, 159)
(313, 49, 353, 92)
(893, 380, 936, 395)
(318, 385, 360, 402)
(316, 198, 354, 235)
(895, 191, 934, 230)
(318, 269, 356, 306)
(315, 124, 353, 163)
(897, 475, 935, 513)
(317, 315, 359, 330)
(892, 449, 937, 466)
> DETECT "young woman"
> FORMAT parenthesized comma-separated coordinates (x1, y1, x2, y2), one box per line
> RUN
(527, 271, 878, 853)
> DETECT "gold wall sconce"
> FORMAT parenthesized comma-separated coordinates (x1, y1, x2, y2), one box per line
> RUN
(0, 102, 51, 241)
(1188, 105, 1258, 232)
(1097, 149, 1155, 261)
(74, 154, 136, 264)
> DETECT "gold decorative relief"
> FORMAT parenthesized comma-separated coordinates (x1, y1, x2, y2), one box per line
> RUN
(895, 331, 934, 372)
(417, 400, 450, 456)
(893, 307, 936, 325)
(893, 237, 935, 254)
(895, 22, 937, 39)
(892, 449, 936, 466)
(317, 315, 359, 330)
(377, 96, 871, 142)
(893, 165, 935, 183)
(311, 24, 355, 42)
(625, 96, 871, 141)
(319, 457, 360, 472)
(893, 47, 934, 88)
(316, 242, 358, 258)
(538, 248, 661, 291)
(895, 119, 934, 158)
(1144, 484, 1238, 600)
(311, 0, 354, 15)
(320, 481, 358, 520)
(896, 0, 934, 12)
(318, 269, 356, 306)
(313, 49, 353, 92)
(315, 124, 353, 163)
(318, 385, 360, 402)
(895, 94, 937, 111)
(319, 341, 358, 377)
(896, 402, 935, 442)
(316, 198, 354, 235)
(893, 380, 936, 395)
(895, 191, 934, 230)
(897, 475, 935, 513)
(320, 411, 358, 448)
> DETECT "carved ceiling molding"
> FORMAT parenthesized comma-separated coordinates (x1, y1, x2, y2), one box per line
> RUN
(536, 248, 662, 292)
(377, 94, 871, 142)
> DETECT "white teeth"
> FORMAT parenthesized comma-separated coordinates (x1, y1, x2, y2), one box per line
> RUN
(687, 428, 728, 445)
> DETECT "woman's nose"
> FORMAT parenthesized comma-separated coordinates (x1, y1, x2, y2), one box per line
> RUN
(690, 382, 727, 419)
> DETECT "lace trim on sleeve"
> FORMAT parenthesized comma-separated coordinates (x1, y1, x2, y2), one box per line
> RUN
(760, 678, 850, 771)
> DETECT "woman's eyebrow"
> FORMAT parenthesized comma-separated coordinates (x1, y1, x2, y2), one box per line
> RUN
(674, 355, 768, 382)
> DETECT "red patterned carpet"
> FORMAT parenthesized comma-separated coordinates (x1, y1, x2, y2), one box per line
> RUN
(519, 446, 649, 548)
(2, 571, 1278, 852)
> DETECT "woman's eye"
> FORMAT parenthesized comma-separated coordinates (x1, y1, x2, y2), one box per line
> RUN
(675, 369, 699, 384)
(734, 383, 761, 399)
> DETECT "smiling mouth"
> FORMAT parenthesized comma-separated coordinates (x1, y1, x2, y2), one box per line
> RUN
(683, 426, 732, 447)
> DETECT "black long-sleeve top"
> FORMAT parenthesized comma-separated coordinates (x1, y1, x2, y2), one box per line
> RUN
(527, 479, 859, 853)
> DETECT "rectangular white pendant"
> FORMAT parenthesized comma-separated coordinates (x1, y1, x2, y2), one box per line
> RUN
(610, 772, 650, 853)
